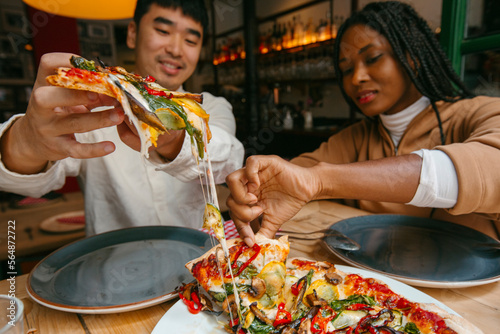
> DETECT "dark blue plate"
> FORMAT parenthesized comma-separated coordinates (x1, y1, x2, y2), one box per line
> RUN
(27, 226, 212, 313)
(323, 215, 500, 288)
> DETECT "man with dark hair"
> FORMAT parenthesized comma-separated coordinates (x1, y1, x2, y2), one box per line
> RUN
(0, 0, 244, 234)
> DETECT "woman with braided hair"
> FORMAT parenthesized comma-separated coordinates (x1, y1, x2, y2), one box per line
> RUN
(226, 1, 500, 246)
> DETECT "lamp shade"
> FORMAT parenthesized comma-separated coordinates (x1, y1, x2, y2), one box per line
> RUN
(22, 0, 135, 20)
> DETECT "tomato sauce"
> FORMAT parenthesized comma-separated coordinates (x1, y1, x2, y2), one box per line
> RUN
(344, 274, 454, 333)
(65, 68, 104, 84)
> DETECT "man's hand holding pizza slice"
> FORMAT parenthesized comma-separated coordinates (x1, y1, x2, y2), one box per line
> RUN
(1, 52, 214, 177)
(0, 53, 126, 175)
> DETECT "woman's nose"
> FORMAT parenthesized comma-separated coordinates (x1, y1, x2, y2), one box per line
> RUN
(352, 63, 369, 85)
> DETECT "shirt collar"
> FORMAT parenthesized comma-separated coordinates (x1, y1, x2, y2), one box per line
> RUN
(379, 96, 431, 147)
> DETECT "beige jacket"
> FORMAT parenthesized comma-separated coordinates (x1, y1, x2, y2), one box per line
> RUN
(292, 96, 500, 225)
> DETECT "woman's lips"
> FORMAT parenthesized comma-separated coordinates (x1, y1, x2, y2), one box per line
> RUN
(357, 91, 376, 104)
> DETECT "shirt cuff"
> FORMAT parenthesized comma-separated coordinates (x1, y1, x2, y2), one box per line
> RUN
(408, 149, 458, 208)
(146, 133, 202, 181)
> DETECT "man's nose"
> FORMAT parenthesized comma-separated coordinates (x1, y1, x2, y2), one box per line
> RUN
(165, 34, 183, 57)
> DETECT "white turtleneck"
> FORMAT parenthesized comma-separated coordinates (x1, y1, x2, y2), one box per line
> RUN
(379, 96, 458, 208)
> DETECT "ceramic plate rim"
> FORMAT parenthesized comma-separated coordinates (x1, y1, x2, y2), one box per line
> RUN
(151, 264, 460, 334)
(322, 214, 500, 288)
(27, 225, 210, 314)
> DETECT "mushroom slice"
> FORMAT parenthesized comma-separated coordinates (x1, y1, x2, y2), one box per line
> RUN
(249, 277, 266, 299)
(324, 270, 343, 285)
(297, 318, 312, 334)
(199, 293, 222, 315)
(181, 282, 197, 300)
(282, 327, 298, 334)
(305, 290, 329, 308)
(222, 294, 238, 317)
(249, 302, 273, 326)
(290, 276, 308, 315)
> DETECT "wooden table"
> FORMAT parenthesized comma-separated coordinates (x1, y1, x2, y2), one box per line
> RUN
(1, 201, 498, 333)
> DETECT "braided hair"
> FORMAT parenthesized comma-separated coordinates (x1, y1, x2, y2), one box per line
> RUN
(333, 1, 475, 144)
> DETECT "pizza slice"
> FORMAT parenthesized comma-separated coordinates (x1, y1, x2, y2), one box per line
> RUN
(46, 55, 210, 159)
(283, 258, 483, 334)
(184, 234, 290, 332)
(183, 248, 483, 334)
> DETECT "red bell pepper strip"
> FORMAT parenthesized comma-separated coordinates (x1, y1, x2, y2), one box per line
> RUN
(231, 244, 249, 269)
(273, 303, 292, 327)
(291, 279, 305, 296)
(229, 317, 239, 327)
(143, 84, 173, 99)
(228, 317, 246, 334)
(178, 291, 203, 314)
(311, 306, 335, 334)
(225, 244, 261, 278)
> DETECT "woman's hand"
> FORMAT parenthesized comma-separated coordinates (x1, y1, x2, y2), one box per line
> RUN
(226, 155, 319, 246)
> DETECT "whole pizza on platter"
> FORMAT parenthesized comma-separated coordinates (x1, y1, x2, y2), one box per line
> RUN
(172, 236, 483, 334)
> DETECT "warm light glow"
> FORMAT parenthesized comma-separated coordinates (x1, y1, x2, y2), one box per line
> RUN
(22, 0, 135, 20)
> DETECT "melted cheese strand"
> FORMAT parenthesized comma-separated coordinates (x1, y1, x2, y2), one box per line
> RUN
(107, 78, 153, 158)
(198, 119, 242, 327)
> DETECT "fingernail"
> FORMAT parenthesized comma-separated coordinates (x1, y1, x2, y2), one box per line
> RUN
(103, 143, 114, 153)
(244, 237, 254, 247)
(109, 111, 120, 123)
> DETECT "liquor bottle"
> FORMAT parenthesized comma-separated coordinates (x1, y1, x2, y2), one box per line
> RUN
(271, 22, 278, 51)
(304, 17, 315, 45)
(332, 15, 339, 39)
(281, 23, 289, 49)
(317, 19, 326, 42)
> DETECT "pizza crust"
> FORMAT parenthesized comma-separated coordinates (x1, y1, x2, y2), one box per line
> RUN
(46, 67, 117, 98)
(418, 302, 484, 334)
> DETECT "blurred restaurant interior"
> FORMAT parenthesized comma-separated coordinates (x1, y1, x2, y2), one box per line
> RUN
(0, 0, 499, 276)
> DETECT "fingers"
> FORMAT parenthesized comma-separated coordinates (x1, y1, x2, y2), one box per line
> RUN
(29, 86, 124, 135)
(35, 53, 76, 88)
(116, 122, 141, 152)
(243, 155, 265, 189)
(234, 219, 256, 247)
(227, 192, 264, 247)
(257, 220, 280, 240)
(226, 168, 259, 205)
(32, 86, 102, 111)
(58, 136, 117, 159)
(226, 194, 262, 220)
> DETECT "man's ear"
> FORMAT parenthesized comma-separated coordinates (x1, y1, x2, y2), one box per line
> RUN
(127, 21, 137, 49)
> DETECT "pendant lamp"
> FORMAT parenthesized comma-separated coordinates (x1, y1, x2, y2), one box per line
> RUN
(22, 0, 135, 20)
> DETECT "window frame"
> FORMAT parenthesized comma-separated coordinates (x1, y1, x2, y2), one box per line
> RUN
(440, 0, 500, 77)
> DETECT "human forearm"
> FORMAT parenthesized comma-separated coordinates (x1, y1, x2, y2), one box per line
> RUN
(311, 154, 423, 203)
(1, 116, 49, 174)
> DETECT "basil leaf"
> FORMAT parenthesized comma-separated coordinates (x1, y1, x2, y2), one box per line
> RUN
(403, 322, 422, 334)
(70, 56, 96, 71)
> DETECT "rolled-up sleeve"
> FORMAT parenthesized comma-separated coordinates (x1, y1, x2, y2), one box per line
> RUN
(0, 114, 81, 197)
